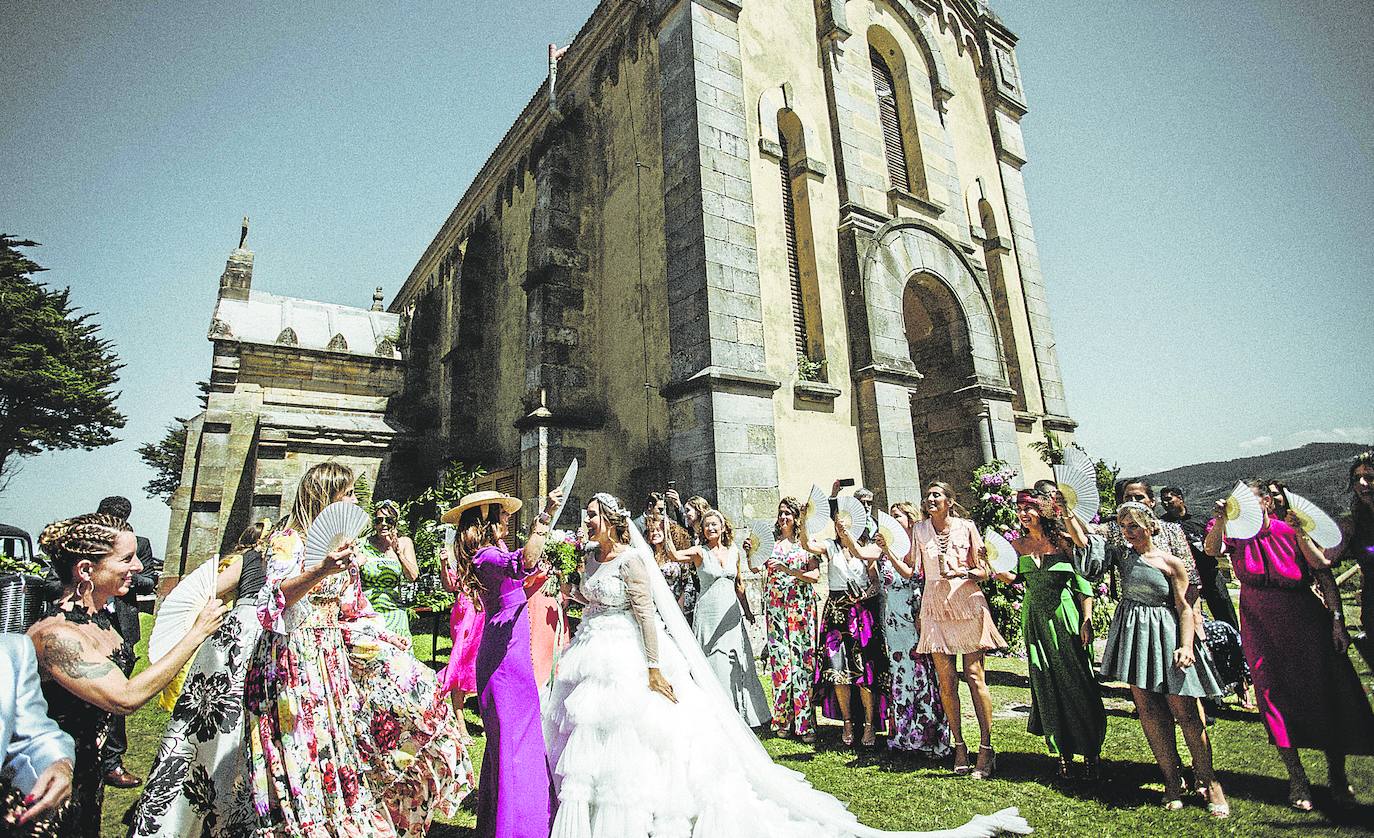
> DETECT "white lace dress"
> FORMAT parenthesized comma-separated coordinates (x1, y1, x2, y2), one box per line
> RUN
(543, 547, 1030, 838)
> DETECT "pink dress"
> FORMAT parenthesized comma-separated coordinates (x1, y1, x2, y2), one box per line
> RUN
(914, 517, 1006, 655)
(1219, 516, 1374, 753)
(438, 592, 484, 696)
(523, 570, 568, 688)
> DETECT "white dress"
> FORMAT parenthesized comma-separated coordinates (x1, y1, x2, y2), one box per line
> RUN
(543, 544, 1032, 838)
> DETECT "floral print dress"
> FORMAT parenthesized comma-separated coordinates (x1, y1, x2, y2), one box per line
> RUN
(244, 529, 472, 837)
(880, 561, 951, 755)
(762, 540, 817, 735)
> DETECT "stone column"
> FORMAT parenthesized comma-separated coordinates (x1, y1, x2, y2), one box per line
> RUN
(982, 22, 1074, 424)
(653, 0, 781, 519)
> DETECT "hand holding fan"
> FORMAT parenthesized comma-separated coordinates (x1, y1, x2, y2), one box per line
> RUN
(742, 519, 777, 571)
(983, 527, 1018, 575)
(303, 502, 371, 570)
(1283, 489, 1341, 548)
(873, 511, 911, 563)
(148, 557, 218, 664)
(549, 460, 579, 531)
(809, 496, 871, 543)
(1220, 481, 1263, 541)
(1053, 446, 1100, 523)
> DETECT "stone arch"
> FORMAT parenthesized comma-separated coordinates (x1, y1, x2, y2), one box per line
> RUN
(875, 0, 956, 108)
(756, 84, 824, 158)
(859, 221, 1023, 488)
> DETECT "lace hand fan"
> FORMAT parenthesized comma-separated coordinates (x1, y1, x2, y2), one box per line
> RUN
(983, 527, 1018, 575)
(1053, 446, 1100, 523)
(1221, 481, 1263, 541)
(1283, 489, 1341, 548)
(803, 484, 830, 537)
(147, 557, 217, 664)
(303, 502, 371, 570)
(809, 496, 871, 543)
(874, 511, 911, 562)
(741, 519, 776, 572)
(549, 459, 579, 530)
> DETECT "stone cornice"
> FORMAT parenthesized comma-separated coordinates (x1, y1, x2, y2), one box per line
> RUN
(661, 366, 782, 399)
(852, 363, 924, 387)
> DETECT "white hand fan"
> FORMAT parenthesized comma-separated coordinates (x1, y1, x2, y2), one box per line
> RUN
(148, 557, 217, 664)
(804, 484, 829, 536)
(742, 519, 777, 571)
(809, 496, 871, 543)
(1221, 481, 1263, 541)
(874, 511, 911, 563)
(983, 527, 1018, 575)
(303, 501, 371, 569)
(547, 459, 578, 531)
(1053, 446, 1100, 523)
(441, 523, 456, 551)
(1283, 489, 1341, 548)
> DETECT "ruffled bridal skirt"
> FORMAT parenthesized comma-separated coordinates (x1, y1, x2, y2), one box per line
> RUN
(544, 608, 1029, 838)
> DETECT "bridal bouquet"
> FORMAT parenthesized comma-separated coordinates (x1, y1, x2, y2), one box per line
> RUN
(540, 529, 582, 596)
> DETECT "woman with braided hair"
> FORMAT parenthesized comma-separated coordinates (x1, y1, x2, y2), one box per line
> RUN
(26, 513, 227, 836)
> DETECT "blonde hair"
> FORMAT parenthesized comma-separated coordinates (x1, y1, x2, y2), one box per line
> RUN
(890, 501, 921, 530)
(684, 495, 711, 539)
(1115, 503, 1160, 537)
(288, 462, 355, 532)
(702, 508, 734, 547)
(39, 513, 132, 583)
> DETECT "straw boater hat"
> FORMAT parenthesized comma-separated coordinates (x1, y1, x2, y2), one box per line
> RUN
(441, 490, 523, 525)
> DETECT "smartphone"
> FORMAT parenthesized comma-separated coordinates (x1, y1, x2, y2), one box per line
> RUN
(836, 478, 856, 488)
(667, 481, 676, 490)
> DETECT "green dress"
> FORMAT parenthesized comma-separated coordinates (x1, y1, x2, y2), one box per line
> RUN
(358, 541, 413, 640)
(1017, 551, 1106, 759)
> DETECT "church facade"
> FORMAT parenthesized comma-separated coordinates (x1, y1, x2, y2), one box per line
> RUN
(391, 0, 1075, 524)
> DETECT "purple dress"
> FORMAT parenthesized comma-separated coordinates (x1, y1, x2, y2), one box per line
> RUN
(473, 545, 554, 837)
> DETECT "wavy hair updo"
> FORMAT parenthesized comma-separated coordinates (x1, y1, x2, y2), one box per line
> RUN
(591, 493, 632, 544)
(39, 513, 133, 583)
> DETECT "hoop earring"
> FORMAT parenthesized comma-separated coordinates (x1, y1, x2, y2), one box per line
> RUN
(75, 578, 94, 600)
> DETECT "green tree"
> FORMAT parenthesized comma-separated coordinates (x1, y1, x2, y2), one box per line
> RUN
(137, 422, 187, 504)
(0, 235, 126, 487)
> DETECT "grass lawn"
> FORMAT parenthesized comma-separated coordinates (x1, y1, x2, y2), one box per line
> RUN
(103, 597, 1374, 837)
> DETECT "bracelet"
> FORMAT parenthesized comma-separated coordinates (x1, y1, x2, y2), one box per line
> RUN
(536, 511, 552, 526)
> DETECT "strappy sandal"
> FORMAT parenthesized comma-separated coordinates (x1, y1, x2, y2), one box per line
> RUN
(841, 720, 854, 747)
(952, 742, 971, 774)
(861, 723, 876, 748)
(970, 745, 996, 780)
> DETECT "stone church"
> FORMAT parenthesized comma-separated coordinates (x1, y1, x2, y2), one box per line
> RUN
(167, 0, 1076, 571)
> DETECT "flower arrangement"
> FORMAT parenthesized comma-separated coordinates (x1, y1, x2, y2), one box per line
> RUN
(541, 529, 581, 595)
(968, 460, 1025, 650)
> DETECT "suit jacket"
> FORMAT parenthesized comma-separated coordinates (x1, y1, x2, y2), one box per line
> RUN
(0, 635, 74, 793)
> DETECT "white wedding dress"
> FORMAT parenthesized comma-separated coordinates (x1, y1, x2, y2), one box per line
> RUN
(542, 524, 1031, 838)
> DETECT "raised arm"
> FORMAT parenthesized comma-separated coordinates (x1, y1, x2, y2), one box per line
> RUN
(33, 601, 225, 717)
(1204, 500, 1228, 557)
(519, 489, 564, 570)
(875, 532, 915, 579)
(795, 512, 828, 556)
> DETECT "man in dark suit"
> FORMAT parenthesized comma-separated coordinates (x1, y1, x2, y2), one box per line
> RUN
(94, 495, 161, 788)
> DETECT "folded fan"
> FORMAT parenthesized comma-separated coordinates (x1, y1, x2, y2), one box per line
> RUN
(1284, 489, 1341, 548)
(1221, 481, 1263, 541)
(549, 459, 579, 531)
(874, 511, 911, 563)
(148, 557, 217, 664)
(983, 527, 1018, 575)
(741, 520, 777, 572)
(303, 502, 371, 570)
(1053, 446, 1100, 523)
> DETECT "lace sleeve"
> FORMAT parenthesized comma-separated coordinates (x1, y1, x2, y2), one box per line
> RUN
(621, 552, 661, 668)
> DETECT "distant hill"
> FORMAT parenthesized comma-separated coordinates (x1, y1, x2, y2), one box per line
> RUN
(1138, 442, 1369, 519)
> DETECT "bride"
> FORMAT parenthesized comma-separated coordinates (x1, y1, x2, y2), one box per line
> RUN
(543, 492, 1031, 838)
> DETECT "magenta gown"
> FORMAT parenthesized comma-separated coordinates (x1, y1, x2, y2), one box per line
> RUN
(438, 591, 484, 696)
(473, 545, 555, 838)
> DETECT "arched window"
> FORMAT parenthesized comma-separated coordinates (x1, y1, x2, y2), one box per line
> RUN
(779, 134, 807, 357)
(870, 48, 910, 193)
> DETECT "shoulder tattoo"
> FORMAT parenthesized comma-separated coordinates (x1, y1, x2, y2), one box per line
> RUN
(40, 634, 115, 681)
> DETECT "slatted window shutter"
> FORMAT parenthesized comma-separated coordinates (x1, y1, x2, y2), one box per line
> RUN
(870, 49, 911, 193)
(779, 135, 808, 357)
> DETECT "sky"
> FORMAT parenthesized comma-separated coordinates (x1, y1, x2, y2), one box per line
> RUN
(2, 1, 1371, 554)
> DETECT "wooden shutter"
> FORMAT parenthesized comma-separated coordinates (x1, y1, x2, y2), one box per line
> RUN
(779, 135, 808, 357)
(870, 49, 910, 193)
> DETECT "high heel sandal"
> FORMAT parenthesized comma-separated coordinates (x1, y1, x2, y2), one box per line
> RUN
(970, 745, 996, 780)
(1056, 757, 1071, 779)
(952, 742, 971, 774)
(1201, 783, 1230, 819)
(841, 720, 854, 747)
(1288, 781, 1313, 812)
